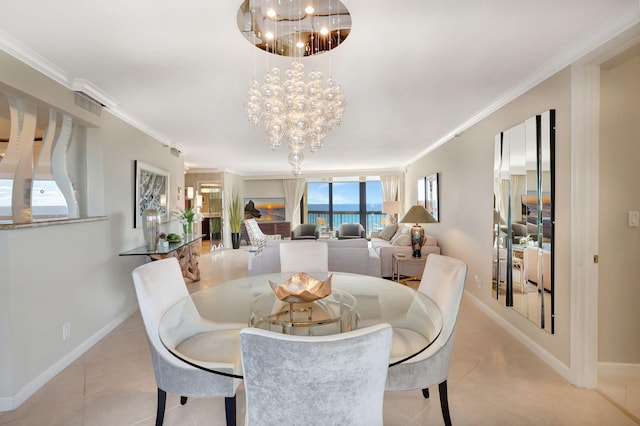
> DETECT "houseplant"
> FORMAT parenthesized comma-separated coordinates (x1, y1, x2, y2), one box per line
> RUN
(173, 207, 203, 237)
(227, 190, 243, 249)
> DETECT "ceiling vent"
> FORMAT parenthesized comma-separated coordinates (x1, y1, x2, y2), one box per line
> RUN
(170, 147, 181, 157)
(74, 92, 102, 116)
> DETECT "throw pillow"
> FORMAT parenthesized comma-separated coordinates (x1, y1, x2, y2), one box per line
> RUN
(377, 224, 397, 241)
(389, 225, 410, 245)
(391, 233, 411, 246)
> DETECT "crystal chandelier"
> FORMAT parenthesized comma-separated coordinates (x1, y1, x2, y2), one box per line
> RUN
(244, 61, 346, 175)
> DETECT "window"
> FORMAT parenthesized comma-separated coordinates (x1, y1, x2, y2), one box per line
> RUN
(306, 178, 384, 235)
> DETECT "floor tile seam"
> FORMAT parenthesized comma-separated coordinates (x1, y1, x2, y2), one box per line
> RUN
(594, 388, 640, 425)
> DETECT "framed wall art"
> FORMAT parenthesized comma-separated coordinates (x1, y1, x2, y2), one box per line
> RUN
(134, 161, 169, 228)
(244, 197, 286, 222)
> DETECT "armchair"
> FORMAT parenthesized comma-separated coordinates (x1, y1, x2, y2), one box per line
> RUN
(336, 223, 365, 240)
(291, 223, 319, 240)
(244, 218, 281, 247)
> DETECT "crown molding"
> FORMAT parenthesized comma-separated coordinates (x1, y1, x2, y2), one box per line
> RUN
(105, 108, 173, 147)
(0, 29, 69, 87)
(407, 1, 640, 165)
(0, 30, 174, 148)
(71, 79, 118, 109)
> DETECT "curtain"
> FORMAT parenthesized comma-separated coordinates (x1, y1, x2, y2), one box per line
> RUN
(283, 179, 306, 228)
(380, 175, 399, 202)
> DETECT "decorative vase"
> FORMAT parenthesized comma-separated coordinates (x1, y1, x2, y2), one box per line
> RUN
(231, 232, 241, 249)
(142, 209, 161, 250)
(183, 221, 193, 238)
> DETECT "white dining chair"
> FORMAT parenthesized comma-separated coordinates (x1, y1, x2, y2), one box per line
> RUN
(240, 323, 393, 426)
(132, 257, 241, 426)
(385, 254, 467, 426)
(279, 240, 329, 273)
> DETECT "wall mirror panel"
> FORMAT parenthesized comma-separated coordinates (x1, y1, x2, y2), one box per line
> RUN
(493, 110, 555, 333)
(198, 182, 223, 243)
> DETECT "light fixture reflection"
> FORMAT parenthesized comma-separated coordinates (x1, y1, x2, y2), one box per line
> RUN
(238, 0, 351, 57)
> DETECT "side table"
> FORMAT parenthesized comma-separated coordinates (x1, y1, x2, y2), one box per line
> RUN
(392, 253, 427, 284)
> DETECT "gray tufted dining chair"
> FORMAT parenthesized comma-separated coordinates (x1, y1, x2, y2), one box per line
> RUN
(385, 254, 467, 426)
(132, 257, 241, 426)
(240, 323, 393, 426)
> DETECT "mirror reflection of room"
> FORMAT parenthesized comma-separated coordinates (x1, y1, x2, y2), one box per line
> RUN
(199, 182, 223, 247)
(493, 110, 555, 333)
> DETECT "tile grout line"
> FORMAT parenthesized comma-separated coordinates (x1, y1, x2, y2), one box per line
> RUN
(594, 388, 640, 425)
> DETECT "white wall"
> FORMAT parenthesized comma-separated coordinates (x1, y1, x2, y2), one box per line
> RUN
(404, 67, 572, 366)
(0, 51, 185, 409)
(598, 46, 640, 364)
(244, 179, 285, 200)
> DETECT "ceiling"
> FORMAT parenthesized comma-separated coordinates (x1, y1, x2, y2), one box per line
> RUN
(0, 0, 638, 177)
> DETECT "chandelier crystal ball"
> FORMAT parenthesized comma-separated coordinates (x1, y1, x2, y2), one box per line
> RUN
(244, 61, 346, 175)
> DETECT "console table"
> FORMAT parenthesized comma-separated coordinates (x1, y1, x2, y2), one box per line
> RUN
(119, 235, 202, 281)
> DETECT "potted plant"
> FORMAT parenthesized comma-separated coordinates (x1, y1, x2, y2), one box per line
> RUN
(227, 190, 243, 249)
(210, 216, 221, 241)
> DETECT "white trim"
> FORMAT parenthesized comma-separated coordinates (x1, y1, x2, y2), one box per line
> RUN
(0, 29, 69, 87)
(464, 291, 571, 382)
(405, 1, 640, 167)
(599, 362, 640, 378)
(0, 307, 137, 412)
(570, 64, 600, 389)
(71, 78, 118, 109)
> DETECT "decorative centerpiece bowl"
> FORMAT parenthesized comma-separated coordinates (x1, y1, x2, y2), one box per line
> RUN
(269, 272, 333, 303)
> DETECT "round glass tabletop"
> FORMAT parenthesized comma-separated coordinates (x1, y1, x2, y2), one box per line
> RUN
(159, 272, 442, 379)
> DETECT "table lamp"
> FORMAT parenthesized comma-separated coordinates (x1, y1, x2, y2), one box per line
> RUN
(400, 205, 437, 257)
(382, 201, 401, 224)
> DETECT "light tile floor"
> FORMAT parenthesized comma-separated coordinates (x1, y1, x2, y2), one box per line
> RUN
(1, 246, 638, 425)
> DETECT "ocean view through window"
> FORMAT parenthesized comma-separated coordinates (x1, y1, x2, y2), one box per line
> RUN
(306, 179, 384, 235)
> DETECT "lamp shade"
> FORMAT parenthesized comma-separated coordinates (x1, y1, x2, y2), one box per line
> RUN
(400, 205, 437, 224)
(382, 201, 400, 215)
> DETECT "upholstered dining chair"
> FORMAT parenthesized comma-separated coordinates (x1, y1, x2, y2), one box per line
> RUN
(244, 218, 281, 247)
(385, 254, 467, 426)
(336, 223, 366, 239)
(132, 257, 241, 426)
(240, 323, 393, 426)
(279, 240, 329, 273)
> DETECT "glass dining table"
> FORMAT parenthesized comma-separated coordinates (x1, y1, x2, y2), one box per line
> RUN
(158, 272, 442, 379)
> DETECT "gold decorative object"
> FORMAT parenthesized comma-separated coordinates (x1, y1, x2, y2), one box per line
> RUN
(269, 272, 333, 303)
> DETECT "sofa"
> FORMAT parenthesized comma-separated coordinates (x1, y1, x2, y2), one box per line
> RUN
(524, 246, 552, 291)
(249, 238, 381, 277)
(370, 224, 441, 278)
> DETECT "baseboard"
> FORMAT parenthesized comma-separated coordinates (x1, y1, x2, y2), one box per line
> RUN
(599, 362, 640, 378)
(0, 307, 137, 412)
(464, 290, 572, 383)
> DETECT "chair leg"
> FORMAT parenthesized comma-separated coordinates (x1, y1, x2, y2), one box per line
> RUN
(156, 388, 167, 426)
(225, 395, 236, 426)
(438, 380, 452, 426)
(422, 387, 430, 399)
(180, 396, 188, 405)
